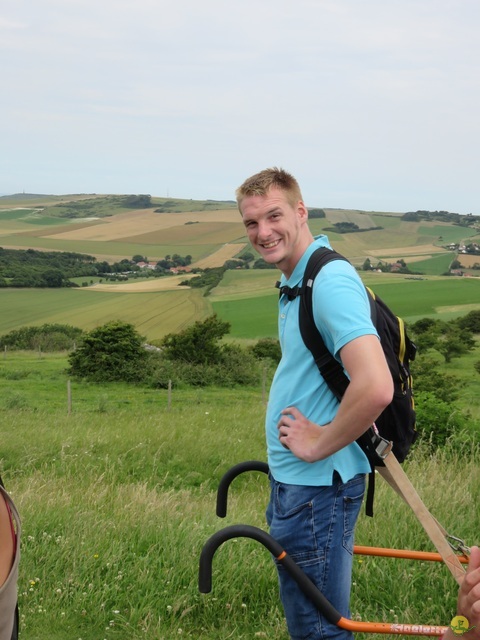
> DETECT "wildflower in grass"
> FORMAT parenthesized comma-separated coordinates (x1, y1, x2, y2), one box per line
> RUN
(94, 553, 99, 558)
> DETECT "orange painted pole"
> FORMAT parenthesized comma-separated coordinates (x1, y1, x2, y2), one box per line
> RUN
(354, 545, 469, 564)
(338, 617, 448, 636)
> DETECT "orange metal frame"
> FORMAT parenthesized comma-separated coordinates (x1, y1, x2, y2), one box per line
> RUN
(204, 461, 473, 636)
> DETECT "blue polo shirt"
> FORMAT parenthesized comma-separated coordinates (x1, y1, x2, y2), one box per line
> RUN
(266, 236, 376, 486)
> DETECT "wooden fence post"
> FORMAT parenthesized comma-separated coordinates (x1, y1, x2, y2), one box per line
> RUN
(262, 366, 267, 405)
(67, 380, 72, 415)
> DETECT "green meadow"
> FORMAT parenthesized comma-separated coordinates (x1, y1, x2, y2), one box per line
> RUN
(212, 272, 480, 338)
(1, 271, 480, 343)
(0, 287, 213, 341)
(1, 195, 480, 638)
(1, 352, 479, 639)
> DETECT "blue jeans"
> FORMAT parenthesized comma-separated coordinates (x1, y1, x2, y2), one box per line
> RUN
(266, 473, 365, 640)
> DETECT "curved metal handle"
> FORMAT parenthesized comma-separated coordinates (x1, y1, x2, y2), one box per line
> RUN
(216, 461, 269, 517)
(198, 524, 449, 636)
(198, 523, 341, 626)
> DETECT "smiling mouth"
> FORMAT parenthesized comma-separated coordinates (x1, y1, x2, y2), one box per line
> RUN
(262, 240, 280, 249)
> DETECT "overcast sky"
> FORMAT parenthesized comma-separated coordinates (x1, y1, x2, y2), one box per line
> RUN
(2, 0, 479, 213)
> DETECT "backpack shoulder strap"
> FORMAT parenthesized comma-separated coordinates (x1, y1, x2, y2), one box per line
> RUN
(299, 247, 350, 400)
(298, 247, 382, 516)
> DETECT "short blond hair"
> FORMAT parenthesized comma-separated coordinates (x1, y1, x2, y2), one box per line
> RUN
(236, 167, 303, 209)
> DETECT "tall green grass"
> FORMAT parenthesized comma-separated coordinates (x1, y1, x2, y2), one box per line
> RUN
(1, 353, 479, 638)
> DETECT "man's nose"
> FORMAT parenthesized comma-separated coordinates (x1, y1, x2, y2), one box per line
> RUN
(256, 221, 271, 239)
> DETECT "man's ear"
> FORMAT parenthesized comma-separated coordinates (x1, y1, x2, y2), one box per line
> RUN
(297, 200, 309, 222)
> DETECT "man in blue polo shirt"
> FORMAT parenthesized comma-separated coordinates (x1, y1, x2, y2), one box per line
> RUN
(236, 167, 394, 640)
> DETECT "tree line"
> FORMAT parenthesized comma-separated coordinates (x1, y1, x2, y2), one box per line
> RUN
(402, 210, 480, 227)
(0, 248, 193, 288)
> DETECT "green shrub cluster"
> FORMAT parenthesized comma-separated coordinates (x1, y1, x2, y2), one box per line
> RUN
(0, 323, 83, 351)
(155, 315, 270, 388)
(181, 267, 225, 294)
(66, 316, 274, 389)
(67, 320, 150, 383)
(150, 345, 261, 388)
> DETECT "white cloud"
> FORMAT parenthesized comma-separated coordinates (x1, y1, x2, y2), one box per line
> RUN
(1, 0, 479, 212)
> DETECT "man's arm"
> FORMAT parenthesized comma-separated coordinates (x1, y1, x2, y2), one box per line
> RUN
(278, 333, 393, 462)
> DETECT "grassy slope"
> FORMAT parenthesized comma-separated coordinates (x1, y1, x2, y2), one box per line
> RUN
(1, 353, 479, 639)
(0, 287, 213, 341)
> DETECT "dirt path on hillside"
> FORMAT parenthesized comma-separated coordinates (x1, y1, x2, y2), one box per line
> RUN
(368, 243, 446, 256)
(79, 274, 196, 292)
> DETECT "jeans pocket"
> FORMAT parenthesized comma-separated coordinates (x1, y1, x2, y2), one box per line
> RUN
(270, 483, 322, 561)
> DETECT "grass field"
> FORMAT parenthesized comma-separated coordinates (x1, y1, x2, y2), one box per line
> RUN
(211, 272, 480, 338)
(0, 287, 214, 341)
(1, 271, 480, 344)
(1, 352, 479, 639)
(1, 194, 479, 638)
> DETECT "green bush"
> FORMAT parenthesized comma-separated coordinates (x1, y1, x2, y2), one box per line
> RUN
(414, 390, 468, 449)
(67, 320, 150, 383)
(250, 338, 281, 364)
(161, 315, 230, 365)
(0, 323, 83, 351)
(150, 345, 261, 389)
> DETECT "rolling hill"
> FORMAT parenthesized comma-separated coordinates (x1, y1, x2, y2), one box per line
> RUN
(0, 193, 479, 341)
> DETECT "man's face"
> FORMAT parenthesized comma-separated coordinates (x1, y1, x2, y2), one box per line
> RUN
(240, 186, 309, 277)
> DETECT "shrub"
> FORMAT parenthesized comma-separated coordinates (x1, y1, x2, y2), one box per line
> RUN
(0, 324, 83, 351)
(67, 321, 150, 383)
(250, 338, 281, 364)
(150, 345, 261, 389)
(161, 315, 230, 365)
(414, 391, 468, 449)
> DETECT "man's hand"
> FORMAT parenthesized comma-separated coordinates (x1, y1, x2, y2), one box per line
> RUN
(277, 407, 327, 462)
(444, 546, 480, 639)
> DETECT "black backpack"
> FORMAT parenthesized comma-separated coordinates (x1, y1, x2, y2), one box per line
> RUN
(277, 247, 418, 516)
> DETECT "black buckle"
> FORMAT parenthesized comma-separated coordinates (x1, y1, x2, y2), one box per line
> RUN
(275, 281, 302, 301)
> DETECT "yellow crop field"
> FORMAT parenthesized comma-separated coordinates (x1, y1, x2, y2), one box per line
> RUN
(368, 243, 447, 257)
(325, 209, 376, 229)
(458, 254, 480, 268)
(43, 208, 240, 242)
(85, 274, 196, 292)
(192, 243, 247, 268)
(52, 288, 211, 340)
(125, 221, 246, 246)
